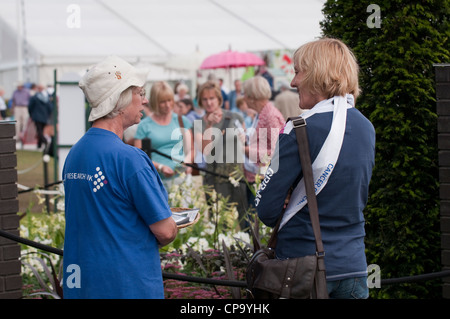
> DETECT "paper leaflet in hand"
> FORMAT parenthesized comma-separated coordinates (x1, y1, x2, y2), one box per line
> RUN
(171, 208, 199, 226)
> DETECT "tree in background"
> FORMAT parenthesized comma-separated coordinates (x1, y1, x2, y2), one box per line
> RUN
(321, 0, 449, 298)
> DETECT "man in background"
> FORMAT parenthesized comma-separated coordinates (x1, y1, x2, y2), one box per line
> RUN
(11, 82, 30, 140)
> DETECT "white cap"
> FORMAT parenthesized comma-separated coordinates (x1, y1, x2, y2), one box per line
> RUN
(79, 56, 148, 122)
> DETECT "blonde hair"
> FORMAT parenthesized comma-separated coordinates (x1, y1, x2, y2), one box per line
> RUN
(197, 81, 223, 108)
(293, 38, 360, 99)
(243, 76, 272, 100)
(149, 81, 174, 113)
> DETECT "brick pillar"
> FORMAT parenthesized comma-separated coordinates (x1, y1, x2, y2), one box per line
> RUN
(436, 63, 450, 299)
(0, 122, 22, 299)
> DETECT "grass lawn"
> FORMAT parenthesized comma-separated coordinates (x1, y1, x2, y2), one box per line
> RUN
(16, 149, 58, 214)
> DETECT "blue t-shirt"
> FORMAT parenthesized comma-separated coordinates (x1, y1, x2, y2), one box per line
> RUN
(256, 108, 375, 281)
(134, 113, 192, 178)
(62, 128, 172, 299)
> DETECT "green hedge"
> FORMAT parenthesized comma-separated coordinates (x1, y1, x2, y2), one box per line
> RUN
(321, 0, 450, 298)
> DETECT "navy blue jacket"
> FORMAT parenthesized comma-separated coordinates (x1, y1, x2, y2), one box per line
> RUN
(28, 93, 53, 124)
(256, 107, 375, 281)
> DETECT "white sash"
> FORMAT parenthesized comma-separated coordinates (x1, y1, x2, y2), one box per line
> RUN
(279, 94, 354, 229)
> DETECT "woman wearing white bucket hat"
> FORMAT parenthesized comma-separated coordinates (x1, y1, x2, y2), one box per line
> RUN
(62, 56, 177, 299)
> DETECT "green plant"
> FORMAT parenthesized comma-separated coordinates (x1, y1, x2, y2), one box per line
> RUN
(21, 252, 63, 299)
(161, 172, 270, 299)
(20, 211, 65, 299)
(165, 173, 258, 252)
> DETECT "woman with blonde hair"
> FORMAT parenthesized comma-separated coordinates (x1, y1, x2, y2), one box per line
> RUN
(255, 38, 375, 299)
(134, 81, 193, 190)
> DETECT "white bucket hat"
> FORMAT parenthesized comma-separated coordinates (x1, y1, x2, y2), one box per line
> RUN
(79, 56, 148, 122)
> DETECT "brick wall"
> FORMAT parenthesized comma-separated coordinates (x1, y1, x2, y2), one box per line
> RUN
(436, 64, 450, 299)
(0, 122, 22, 299)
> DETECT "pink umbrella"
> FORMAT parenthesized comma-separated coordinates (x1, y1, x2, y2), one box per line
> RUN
(200, 50, 265, 69)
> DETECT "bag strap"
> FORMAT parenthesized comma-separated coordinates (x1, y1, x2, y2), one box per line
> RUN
(267, 117, 325, 258)
(178, 114, 184, 129)
(289, 117, 325, 256)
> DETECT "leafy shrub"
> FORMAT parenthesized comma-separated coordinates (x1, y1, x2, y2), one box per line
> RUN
(20, 212, 64, 298)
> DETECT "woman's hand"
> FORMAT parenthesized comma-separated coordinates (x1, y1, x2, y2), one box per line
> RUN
(205, 108, 223, 127)
(161, 165, 175, 177)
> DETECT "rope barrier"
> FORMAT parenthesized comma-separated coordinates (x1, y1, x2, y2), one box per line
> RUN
(17, 183, 64, 196)
(17, 157, 43, 175)
(0, 229, 64, 256)
(149, 147, 246, 184)
(16, 145, 244, 196)
(163, 272, 246, 288)
(0, 229, 245, 288)
(380, 270, 450, 285)
(1, 228, 449, 289)
(17, 181, 63, 195)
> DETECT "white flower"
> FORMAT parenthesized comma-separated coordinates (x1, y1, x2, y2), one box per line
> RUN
(40, 238, 52, 245)
(210, 189, 217, 202)
(234, 231, 251, 244)
(196, 238, 210, 253)
(20, 224, 29, 238)
(218, 233, 234, 247)
(228, 176, 240, 188)
(182, 237, 212, 253)
(187, 236, 199, 246)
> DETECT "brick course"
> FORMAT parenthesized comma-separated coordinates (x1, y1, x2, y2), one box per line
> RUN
(436, 64, 450, 299)
(0, 122, 22, 299)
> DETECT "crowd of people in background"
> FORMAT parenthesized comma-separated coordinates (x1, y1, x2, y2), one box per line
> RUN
(0, 66, 301, 227)
(0, 81, 54, 151)
(15, 38, 374, 299)
(121, 68, 303, 228)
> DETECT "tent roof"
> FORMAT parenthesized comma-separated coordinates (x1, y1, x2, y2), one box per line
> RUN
(0, 0, 324, 61)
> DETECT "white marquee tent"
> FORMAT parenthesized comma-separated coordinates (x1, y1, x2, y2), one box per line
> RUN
(0, 0, 325, 96)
